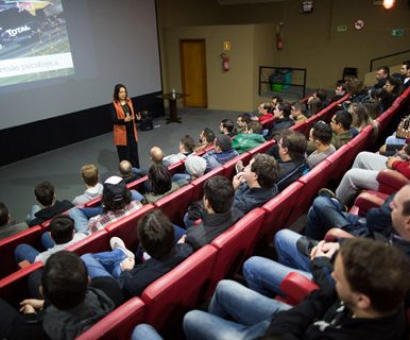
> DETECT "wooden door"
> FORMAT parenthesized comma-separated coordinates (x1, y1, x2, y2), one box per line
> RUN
(180, 40, 207, 107)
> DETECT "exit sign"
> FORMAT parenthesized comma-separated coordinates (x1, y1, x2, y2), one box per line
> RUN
(337, 25, 347, 32)
(392, 29, 405, 36)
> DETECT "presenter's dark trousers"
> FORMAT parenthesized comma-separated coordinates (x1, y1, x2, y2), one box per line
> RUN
(117, 136, 140, 168)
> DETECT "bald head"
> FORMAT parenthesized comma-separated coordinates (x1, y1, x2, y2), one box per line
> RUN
(150, 147, 164, 164)
(119, 160, 133, 177)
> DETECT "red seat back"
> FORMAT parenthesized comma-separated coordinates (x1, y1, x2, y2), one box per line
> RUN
(141, 245, 217, 330)
(0, 226, 43, 279)
(190, 167, 225, 202)
(76, 297, 146, 340)
(154, 185, 194, 226)
(105, 204, 154, 250)
(167, 160, 185, 175)
(208, 208, 265, 293)
(66, 229, 110, 256)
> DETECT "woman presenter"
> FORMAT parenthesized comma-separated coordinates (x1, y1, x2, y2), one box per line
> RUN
(111, 84, 141, 168)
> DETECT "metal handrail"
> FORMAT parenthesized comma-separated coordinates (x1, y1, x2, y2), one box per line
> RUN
(259, 66, 307, 98)
(369, 49, 410, 71)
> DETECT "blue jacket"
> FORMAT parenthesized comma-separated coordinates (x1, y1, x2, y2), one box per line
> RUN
(203, 149, 239, 172)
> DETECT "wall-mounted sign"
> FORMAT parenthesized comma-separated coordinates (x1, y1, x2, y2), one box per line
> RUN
(223, 41, 231, 51)
(392, 29, 405, 36)
(337, 25, 347, 32)
(354, 19, 365, 31)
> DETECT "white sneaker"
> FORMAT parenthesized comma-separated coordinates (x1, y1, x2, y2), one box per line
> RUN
(110, 237, 135, 259)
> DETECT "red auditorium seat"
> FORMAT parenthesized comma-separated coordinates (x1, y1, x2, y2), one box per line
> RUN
(208, 208, 265, 294)
(376, 169, 410, 195)
(248, 140, 275, 155)
(154, 184, 194, 227)
(141, 245, 217, 330)
(0, 225, 43, 279)
(290, 120, 308, 134)
(167, 160, 185, 175)
(222, 152, 252, 179)
(105, 204, 154, 250)
(261, 181, 304, 241)
(76, 297, 146, 340)
(66, 229, 110, 256)
(277, 272, 318, 306)
(190, 167, 225, 202)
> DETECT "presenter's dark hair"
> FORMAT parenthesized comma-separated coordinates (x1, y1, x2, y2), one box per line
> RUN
(41, 251, 88, 310)
(113, 83, 128, 101)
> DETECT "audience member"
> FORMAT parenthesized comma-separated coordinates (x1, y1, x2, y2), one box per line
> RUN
(69, 176, 143, 234)
(219, 119, 237, 137)
(143, 164, 180, 204)
(266, 102, 294, 139)
(401, 60, 410, 89)
(236, 113, 252, 133)
(183, 238, 410, 340)
(306, 96, 322, 117)
(163, 135, 196, 166)
(118, 160, 142, 184)
(202, 135, 239, 172)
(326, 83, 346, 105)
(271, 95, 283, 107)
(81, 209, 193, 298)
(15, 215, 86, 264)
(232, 121, 266, 154)
(374, 65, 390, 89)
(194, 128, 215, 153)
(27, 181, 74, 227)
(232, 154, 279, 214)
(0, 251, 120, 340)
(290, 102, 307, 123)
(384, 76, 404, 99)
(182, 176, 243, 251)
(330, 110, 353, 149)
(149, 146, 164, 165)
(257, 102, 274, 124)
(73, 164, 104, 205)
(0, 202, 28, 240)
(172, 155, 207, 184)
(371, 87, 393, 112)
(307, 121, 336, 168)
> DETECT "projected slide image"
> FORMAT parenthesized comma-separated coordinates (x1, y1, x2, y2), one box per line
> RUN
(0, 0, 74, 87)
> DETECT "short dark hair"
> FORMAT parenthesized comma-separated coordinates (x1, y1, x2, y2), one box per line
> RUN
(149, 164, 172, 195)
(35, 181, 54, 206)
(49, 215, 75, 244)
(251, 154, 278, 189)
(221, 119, 235, 133)
(41, 251, 88, 310)
(403, 60, 410, 70)
(377, 66, 390, 75)
(137, 209, 174, 259)
(238, 113, 252, 126)
(261, 102, 273, 112)
(311, 121, 333, 144)
(247, 121, 262, 134)
(113, 83, 127, 101)
(333, 110, 352, 130)
(340, 238, 410, 314)
(276, 102, 291, 118)
(281, 131, 307, 160)
(180, 135, 196, 153)
(203, 128, 216, 144)
(0, 202, 8, 226)
(203, 176, 234, 213)
(315, 88, 327, 102)
(292, 102, 307, 115)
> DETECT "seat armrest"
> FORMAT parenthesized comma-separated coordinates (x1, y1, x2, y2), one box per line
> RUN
(279, 272, 319, 306)
(353, 191, 388, 215)
(377, 169, 409, 195)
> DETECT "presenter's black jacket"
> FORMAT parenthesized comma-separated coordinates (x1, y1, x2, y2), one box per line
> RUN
(266, 287, 409, 340)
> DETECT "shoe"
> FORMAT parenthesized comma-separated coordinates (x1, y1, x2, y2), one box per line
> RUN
(318, 188, 348, 212)
(110, 237, 135, 259)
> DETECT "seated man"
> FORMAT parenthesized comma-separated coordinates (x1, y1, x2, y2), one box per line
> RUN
(266, 101, 294, 139)
(307, 121, 336, 168)
(374, 65, 390, 89)
(15, 215, 86, 264)
(232, 121, 266, 154)
(0, 202, 28, 240)
(184, 238, 410, 340)
(219, 119, 237, 137)
(326, 83, 347, 105)
(290, 101, 307, 123)
(0, 251, 120, 340)
(81, 209, 193, 297)
(257, 102, 274, 126)
(73, 164, 104, 205)
(69, 176, 143, 234)
(149, 147, 164, 165)
(163, 135, 196, 166)
(143, 164, 181, 204)
(182, 175, 244, 251)
(172, 155, 207, 184)
(27, 181, 73, 227)
(236, 113, 252, 133)
(232, 154, 279, 214)
(194, 128, 216, 153)
(330, 110, 353, 149)
(271, 131, 308, 191)
(202, 135, 239, 172)
(118, 160, 146, 184)
(334, 147, 410, 205)
(401, 60, 410, 89)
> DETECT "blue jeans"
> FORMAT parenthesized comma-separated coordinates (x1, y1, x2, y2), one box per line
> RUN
(172, 173, 191, 183)
(131, 325, 164, 340)
(243, 230, 312, 297)
(183, 280, 291, 340)
(14, 244, 40, 264)
(131, 189, 145, 202)
(305, 196, 361, 240)
(81, 249, 129, 279)
(69, 206, 103, 233)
